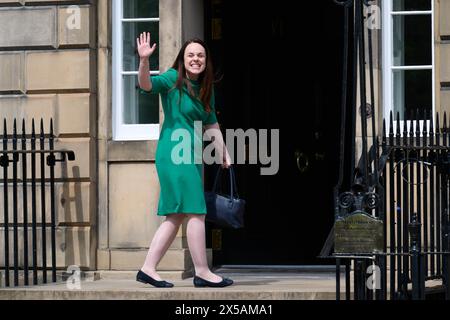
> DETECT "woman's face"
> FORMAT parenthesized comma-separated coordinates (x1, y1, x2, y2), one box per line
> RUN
(184, 43, 206, 80)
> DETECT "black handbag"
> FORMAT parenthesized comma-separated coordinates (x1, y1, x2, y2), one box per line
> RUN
(204, 166, 245, 229)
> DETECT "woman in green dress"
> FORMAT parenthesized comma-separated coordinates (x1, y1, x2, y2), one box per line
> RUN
(135, 32, 233, 288)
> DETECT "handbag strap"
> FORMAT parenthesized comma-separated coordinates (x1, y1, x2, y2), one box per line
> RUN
(212, 165, 221, 192)
(212, 165, 240, 199)
(229, 166, 239, 198)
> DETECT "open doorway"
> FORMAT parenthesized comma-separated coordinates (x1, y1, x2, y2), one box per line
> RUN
(204, 0, 348, 265)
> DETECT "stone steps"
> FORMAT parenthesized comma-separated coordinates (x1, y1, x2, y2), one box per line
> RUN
(0, 271, 344, 300)
(0, 270, 444, 300)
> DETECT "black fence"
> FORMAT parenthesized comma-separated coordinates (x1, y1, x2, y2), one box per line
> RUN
(335, 112, 449, 300)
(1, 118, 75, 287)
(328, 0, 450, 300)
(381, 111, 449, 299)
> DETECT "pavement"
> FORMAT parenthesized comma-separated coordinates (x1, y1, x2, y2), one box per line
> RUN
(0, 267, 346, 300)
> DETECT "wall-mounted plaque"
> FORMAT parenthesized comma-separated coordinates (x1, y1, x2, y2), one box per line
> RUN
(334, 212, 384, 254)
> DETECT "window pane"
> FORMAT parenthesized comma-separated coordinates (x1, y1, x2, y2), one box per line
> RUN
(393, 15, 431, 66)
(123, 0, 158, 19)
(393, 0, 431, 11)
(123, 76, 159, 124)
(123, 21, 159, 71)
(393, 70, 432, 121)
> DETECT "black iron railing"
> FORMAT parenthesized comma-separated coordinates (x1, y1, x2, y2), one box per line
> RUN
(1, 118, 75, 287)
(327, 0, 450, 300)
(379, 111, 450, 300)
(334, 113, 449, 300)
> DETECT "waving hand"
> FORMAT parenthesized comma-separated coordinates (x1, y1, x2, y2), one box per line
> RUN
(137, 32, 157, 59)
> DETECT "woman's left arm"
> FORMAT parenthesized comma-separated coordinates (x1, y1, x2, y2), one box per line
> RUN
(204, 122, 232, 169)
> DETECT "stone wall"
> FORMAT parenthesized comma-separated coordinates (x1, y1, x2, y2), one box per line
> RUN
(0, 0, 210, 276)
(439, 0, 450, 115)
(0, 0, 97, 270)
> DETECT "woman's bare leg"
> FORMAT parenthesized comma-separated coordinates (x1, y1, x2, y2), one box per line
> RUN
(186, 214, 222, 282)
(141, 214, 185, 280)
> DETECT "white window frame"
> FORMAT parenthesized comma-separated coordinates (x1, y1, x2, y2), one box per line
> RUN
(112, 0, 160, 141)
(382, 0, 435, 135)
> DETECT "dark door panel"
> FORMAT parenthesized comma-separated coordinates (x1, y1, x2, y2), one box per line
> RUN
(205, 0, 345, 265)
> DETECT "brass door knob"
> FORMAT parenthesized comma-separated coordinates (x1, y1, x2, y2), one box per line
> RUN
(295, 151, 309, 173)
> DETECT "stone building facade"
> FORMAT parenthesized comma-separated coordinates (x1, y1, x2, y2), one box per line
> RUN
(0, 0, 449, 277)
(0, 0, 206, 279)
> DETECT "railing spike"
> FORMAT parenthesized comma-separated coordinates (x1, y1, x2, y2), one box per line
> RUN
(422, 109, 428, 148)
(408, 110, 414, 148)
(389, 110, 394, 135)
(22, 119, 26, 135)
(40, 118, 44, 137)
(403, 111, 408, 132)
(13, 119, 17, 141)
(443, 112, 447, 132)
(436, 112, 441, 148)
(430, 111, 434, 133)
(415, 109, 420, 147)
(444, 112, 450, 146)
(416, 108, 420, 128)
(403, 110, 408, 147)
(443, 112, 448, 146)
(436, 112, 440, 134)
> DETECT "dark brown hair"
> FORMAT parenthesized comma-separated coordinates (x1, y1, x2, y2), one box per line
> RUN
(171, 38, 214, 112)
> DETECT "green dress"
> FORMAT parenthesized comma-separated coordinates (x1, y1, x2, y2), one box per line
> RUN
(141, 68, 218, 216)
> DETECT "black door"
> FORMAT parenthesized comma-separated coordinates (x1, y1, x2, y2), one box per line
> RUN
(205, 0, 346, 265)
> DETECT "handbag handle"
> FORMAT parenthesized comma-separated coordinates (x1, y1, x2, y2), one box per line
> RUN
(212, 165, 240, 199)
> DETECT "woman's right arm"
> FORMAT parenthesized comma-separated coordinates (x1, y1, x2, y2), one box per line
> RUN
(138, 58, 151, 92)
(137, 32, 157, 92)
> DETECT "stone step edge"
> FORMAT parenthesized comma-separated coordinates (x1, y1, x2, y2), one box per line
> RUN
(0, 270, 194, 287)
(0, 289, 341, 300)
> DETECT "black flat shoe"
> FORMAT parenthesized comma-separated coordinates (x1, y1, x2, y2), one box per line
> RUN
(136, 270, 174, 288)
(193, 276, 234, 288)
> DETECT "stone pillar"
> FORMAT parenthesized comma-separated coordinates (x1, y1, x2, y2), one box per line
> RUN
(354, 0, 382, 168)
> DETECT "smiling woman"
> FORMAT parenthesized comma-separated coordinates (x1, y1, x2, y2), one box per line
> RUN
(171, 39, 216, 113)
(135, 33, 233, 288)
(185, 44, 206, 79)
